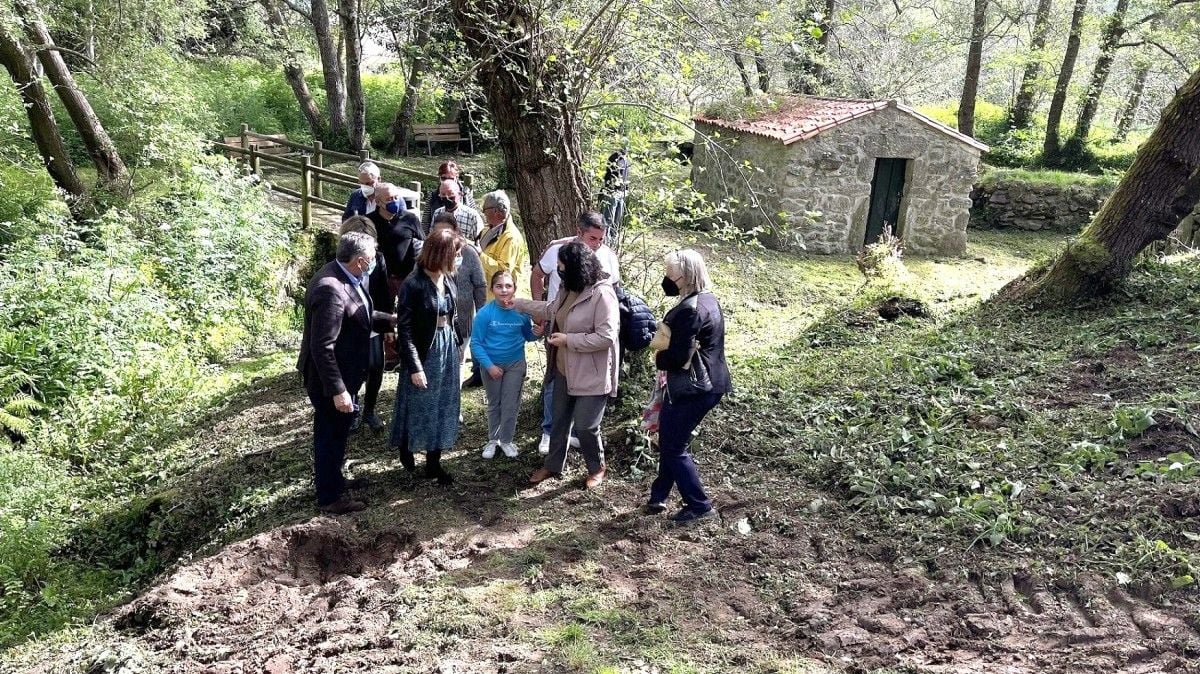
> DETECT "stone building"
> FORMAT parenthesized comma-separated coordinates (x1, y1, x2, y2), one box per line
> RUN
(692, 97, 988, 255)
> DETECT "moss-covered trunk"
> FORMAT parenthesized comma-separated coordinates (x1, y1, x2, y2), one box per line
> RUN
(1016, 66, 1200, 305)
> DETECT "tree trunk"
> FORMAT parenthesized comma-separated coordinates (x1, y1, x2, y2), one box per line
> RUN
(308, 0, 347, 143)
(339, 0, 366, 151)
(1009, 0, 1053, 130)
(1067, 0, 1131, 147)
(261, 0, 325, 139)
(755, 54, 770, 92)
(14, 0, 128, 192)
(285, 63, 326, 139)
(1114, 53, 1150, 143)
(733, 53, 755, 97)
(957, 0, 989, 136)
(810, 0, 835, 86)
(450, 0, 592, 257)
(0, 22, 89, 212)
(1014, 66, 1200, 305)
(1043, 0, 1088, 162)
(388, 6, 433, 155)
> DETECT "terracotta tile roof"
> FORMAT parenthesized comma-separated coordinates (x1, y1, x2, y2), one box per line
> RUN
(694, 96, 989, 152)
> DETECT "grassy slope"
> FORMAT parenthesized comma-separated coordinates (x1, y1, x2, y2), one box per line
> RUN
(5, 227, 1200, 673)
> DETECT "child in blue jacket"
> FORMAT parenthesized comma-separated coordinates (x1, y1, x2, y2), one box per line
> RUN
(471, 270, 540, 458)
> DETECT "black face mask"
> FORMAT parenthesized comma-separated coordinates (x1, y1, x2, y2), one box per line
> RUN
(661, 276, 681, 297)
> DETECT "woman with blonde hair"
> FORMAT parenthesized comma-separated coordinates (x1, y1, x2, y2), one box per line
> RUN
(647, 249, 731, 524)
(390, 227, 464, 484)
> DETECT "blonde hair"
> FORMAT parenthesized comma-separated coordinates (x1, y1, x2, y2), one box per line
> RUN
(665, 249, 712, 293)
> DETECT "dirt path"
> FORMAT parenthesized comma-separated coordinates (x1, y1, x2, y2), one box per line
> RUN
(14, 366, 1199, 673)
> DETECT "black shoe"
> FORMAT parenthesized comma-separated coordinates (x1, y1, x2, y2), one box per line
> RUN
(319, 497, 366, 515)
(345, 477, 369, 490)
(643, 501, 669, 515)
(363, 412, 385, 431)
(398, 449, 416, 472)
(671, 507, 716, 525)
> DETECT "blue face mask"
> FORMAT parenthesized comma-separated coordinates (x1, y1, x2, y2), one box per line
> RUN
(364, 256, 377, 279)
(385, 200, 403, 215)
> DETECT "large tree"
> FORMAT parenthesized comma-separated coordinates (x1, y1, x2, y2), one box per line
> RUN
(1008, 0, 1054, 131)
(449, 0, 625, 256)
(1063, 0, 1132, 151)
(957, 0, 989, 136)
(339, 0, 367, 151)
(1012, 65, 1200, 305)
(13, 0, 129, 193)
(283, 0, 349, 144)
(1042, 0, 1087, 163)
(0, 15, 89, 212)
(261, 0, 326, 139)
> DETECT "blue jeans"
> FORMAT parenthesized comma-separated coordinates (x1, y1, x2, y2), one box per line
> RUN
(649, 391, 723, 513)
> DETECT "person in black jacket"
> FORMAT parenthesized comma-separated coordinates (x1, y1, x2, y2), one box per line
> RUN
(389, 227, 464, 484)
(298, 231, 396, 514)
(339, 216, 396, 432)
(368, 183, 425, 294)
(648, 249, 732, 525)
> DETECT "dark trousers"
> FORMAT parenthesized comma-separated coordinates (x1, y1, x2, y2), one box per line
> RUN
(363, 335, 384, 414)
(545, 372, 607, 475)
(307, 389, 355, 506)
(650, 391, 723, 513)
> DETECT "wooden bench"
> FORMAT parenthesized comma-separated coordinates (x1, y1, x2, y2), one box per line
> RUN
(411, 124, 473, 155)
(221, 134, 295, 157)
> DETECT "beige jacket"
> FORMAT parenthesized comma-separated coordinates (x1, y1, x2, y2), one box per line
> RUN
(518, 275, 620, 397)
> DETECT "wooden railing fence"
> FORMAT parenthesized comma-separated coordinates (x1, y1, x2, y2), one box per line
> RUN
(213, 124, 473, 230)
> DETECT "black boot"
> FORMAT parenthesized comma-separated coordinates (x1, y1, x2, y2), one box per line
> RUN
(425, 450, 453, 485)
(398, 447, 416, 473)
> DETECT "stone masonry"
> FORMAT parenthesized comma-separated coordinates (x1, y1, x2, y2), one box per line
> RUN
(692, 103, 984, 256)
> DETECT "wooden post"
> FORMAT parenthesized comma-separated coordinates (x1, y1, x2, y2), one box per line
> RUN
(248, 143, 260, 177)
(462, 173, 474, 190)
(358, 149, 369, 163)
(312, 141, 324, 200)
(300, 154, 312, 230)
(240, 123, 251, 172)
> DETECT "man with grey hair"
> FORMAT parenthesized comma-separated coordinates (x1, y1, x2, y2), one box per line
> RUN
(432, 179, 484, 243)
(298, 231, 396, 515)
(343, 161, 383, 221)
(478, 189, 528, 297)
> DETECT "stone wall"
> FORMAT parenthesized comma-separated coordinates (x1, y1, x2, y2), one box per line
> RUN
(692, 106, 982, 256)
(969, 180, 1112, 233)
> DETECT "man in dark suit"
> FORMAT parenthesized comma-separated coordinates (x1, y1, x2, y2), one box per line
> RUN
(298, 231, 394, 514)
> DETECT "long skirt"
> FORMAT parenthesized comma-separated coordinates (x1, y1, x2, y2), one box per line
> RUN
(390, 326, 460, 453)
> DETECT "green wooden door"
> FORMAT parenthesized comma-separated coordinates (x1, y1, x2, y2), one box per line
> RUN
(864, 158, 908, 245)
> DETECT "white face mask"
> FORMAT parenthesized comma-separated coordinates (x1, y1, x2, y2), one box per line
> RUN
(360, 185, 375, 197)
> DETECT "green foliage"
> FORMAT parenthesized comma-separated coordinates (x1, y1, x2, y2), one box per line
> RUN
(0, 158, 297, 645)
(976, 167, 1120, 192)
(191, 57, 314, 140)
(701, 93, 787, 121)
(0, 166, 59, 248)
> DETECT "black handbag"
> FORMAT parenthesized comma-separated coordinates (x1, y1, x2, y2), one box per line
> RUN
(665, 295, 713, 401)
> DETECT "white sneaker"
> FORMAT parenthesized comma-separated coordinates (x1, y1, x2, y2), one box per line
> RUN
(481, 441, 497, 459)
(538, 433, 551, 455)
(501, 442, 520, 458)
(569, 436, 581, 449)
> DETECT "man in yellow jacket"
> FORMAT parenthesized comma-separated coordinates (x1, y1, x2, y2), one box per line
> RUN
(478, 190, 529, 299)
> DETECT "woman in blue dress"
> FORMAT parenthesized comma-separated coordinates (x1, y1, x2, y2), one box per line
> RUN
(390, 227, 464, 484)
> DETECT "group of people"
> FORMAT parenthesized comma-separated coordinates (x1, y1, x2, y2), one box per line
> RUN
(298, 159, 730, 526)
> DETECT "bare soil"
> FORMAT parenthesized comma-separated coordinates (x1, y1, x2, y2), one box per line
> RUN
(14, 370, 1200, 673)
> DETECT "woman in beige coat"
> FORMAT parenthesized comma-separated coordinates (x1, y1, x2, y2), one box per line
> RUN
(515, 241, 620, 488)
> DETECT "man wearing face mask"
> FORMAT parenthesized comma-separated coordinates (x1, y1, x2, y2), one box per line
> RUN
(298, 231, 397, 515)
(431, 179, 485, 244)
(343, 161, 382, 221)
(369, 182, 425, 296)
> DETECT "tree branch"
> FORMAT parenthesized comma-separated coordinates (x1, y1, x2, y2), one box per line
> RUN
(578, 100, 785, 241)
